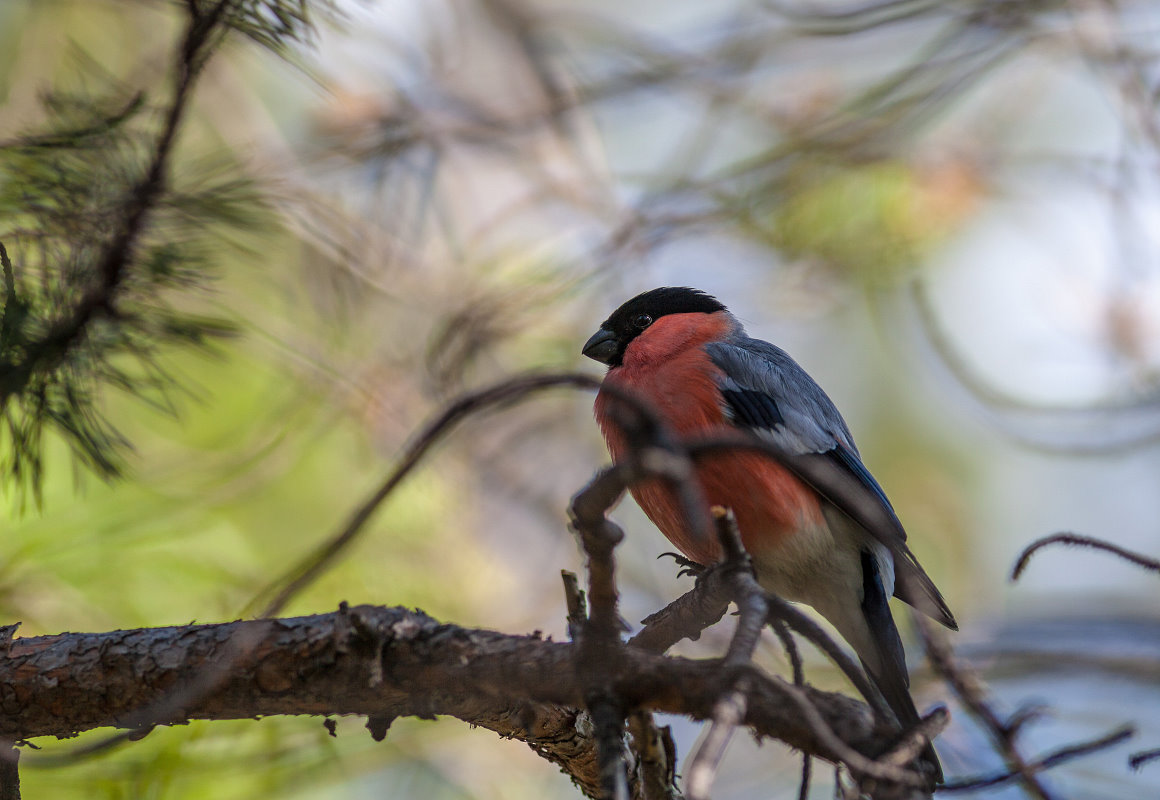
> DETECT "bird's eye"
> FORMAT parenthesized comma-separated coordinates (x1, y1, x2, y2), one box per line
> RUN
(632, 313, 653, 330)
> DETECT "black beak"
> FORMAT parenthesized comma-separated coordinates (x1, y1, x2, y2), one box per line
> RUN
(582, 328, 619, 365)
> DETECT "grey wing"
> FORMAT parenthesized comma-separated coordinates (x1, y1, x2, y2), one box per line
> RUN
(706, 339, 957, 630)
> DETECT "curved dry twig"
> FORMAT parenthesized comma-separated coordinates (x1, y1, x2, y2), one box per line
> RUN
(764, 592, 893, 724)
(879, 709, 950, 769)
(770, 618, 812, 800)
(1011, 533, 1160, 582)
(253, 371, 603, 617)
(776, 681, 930, 790)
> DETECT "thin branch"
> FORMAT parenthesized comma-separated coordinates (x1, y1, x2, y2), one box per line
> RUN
(1130, 748, 1160, 771)
(765, 593, 893, 723)
(940, 725, 1134, 793)
(684, 509, 769, 800)
(916, 617, 1056, 800)
(1012, 533, 1160, 581)
(684, 688, 746, 800)
(252, 372, 601, 617)
(771, 619, 812, 800)
(710, 508, 769, 666)
(878, 709, 950, 769)
(773, 681, 930, 790)
(562, 569, 589, 642)
(797, 753, 812, 800)
(626, 711, 679, 800)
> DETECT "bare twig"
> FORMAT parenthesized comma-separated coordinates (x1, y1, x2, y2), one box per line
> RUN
(765, 594, 893, 723)
(570, 468, 629, 637)
(1130, 748, 1160, 771)
(773, 680, 930, 790)
(710, 508, 769, 665)
(797, 752, 812, 800)
(1011, 534, 1158, 777)
(941, 725, 1134, 793)
(770, 618, 812, 800)
(563, 569, 589, 641)
(878, 709, 950, 769)
(254, 372, 601, 617)
(916, 617, 1056, 800)
(587, 694, 631, 800)
(684, 688, 747, 800)
(1012, 532, 1160, 581)
(684, 509, 769, 800)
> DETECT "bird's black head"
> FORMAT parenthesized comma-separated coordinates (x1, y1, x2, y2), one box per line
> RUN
(582, 287, 727, 367)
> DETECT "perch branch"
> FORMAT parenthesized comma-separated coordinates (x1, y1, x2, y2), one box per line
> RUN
(2, 605, 909, 790)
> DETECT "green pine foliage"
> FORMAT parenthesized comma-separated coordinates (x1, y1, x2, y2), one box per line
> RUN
(0, 0, 322, 504)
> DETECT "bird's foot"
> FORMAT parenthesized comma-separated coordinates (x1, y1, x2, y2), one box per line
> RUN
(657, 551, 708, 580)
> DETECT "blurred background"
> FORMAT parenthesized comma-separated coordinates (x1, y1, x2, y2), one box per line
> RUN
(1, 0, 1159, 797)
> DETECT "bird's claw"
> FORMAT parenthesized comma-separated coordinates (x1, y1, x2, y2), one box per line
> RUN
(657, 551, 708, 580)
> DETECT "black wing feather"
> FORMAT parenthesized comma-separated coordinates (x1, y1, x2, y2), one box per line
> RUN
(718, 379, 958, 631)
(721, 388, 784, 429)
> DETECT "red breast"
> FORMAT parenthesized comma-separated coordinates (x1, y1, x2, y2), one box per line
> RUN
(595, 312, 825, 565)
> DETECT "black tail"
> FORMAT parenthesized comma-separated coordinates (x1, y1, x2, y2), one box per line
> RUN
(860, 551, 943, 785)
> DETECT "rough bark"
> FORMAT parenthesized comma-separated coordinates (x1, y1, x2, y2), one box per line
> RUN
(0, 604, 899, 795)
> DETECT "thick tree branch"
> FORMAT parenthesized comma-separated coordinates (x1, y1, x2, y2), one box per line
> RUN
(2, 604, 903, 792)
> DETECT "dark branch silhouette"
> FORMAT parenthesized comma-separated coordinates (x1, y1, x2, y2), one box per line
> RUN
(1012, 532, 1160, 581)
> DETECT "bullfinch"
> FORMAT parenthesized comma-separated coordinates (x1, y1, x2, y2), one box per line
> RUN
(583, 287, 956, 781)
